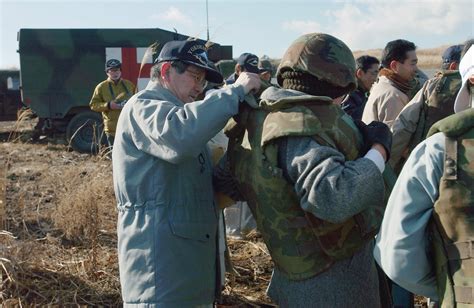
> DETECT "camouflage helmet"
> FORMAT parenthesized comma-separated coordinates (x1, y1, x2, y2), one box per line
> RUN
(277, 33, 356, 90)
(105, 59, 121, 71)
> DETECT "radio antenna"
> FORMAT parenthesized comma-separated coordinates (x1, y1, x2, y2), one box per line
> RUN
(206, 0, 210, 41)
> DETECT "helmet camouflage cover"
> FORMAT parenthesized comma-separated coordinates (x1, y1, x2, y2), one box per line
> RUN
(277, 33, 356, 90)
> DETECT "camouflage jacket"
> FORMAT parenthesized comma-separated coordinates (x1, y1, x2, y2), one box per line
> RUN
(389, 70, 461, 172)
(429, 108, 474, 306)
(89, 77, 135, 135)
(226, 87, 385, 280)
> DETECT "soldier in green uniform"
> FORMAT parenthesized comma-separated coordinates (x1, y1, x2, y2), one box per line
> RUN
(216, 33, 392, 306)
(375, 43, 474, 306)
(89, 59, 135, 149)
(390, 44, 464, 173)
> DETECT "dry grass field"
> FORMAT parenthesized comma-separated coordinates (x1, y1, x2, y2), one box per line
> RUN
(0, 118, 274, 306)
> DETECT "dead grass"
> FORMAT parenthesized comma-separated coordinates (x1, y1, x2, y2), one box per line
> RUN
(52, 163, 115, 246)
(0, 119, 276, 306)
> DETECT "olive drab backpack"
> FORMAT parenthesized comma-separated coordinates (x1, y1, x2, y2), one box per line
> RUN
(407, 71, 462, 154)
(428, 108, 474, 306)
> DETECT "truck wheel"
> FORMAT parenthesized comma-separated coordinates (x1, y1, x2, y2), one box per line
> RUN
(66, 111, 105, 153)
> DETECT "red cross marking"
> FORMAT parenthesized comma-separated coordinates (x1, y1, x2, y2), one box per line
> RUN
(121, 48, 153, 89)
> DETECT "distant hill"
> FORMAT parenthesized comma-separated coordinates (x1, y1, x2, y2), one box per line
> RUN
(268, 45, 448, 73)
(353, 45, 449, 69)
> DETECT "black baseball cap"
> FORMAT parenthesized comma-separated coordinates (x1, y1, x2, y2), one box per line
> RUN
(105, 59, 121, 71)
(258, 59, 273, 74)
(442, 44, 463, 64)
(237, 53, 262, 74)
(155, 40, 223, 84)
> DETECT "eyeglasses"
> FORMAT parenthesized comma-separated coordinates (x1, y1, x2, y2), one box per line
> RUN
(185, 68, 208, 88)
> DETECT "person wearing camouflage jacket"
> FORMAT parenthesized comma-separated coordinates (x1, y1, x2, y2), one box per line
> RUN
(216, 33, 392, 307)
(374, 44, 474, 306)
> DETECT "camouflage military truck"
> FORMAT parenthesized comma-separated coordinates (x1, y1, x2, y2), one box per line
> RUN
(216, 59, 237, 80)
(17, 28, 232, 152)
(0, 70, 22, 121)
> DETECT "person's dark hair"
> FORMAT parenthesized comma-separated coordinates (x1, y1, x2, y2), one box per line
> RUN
(461, 39, 474, 58)
(356, 55, 380, 72)
(381, 39, 416, 68)
(150, 61, 189, 81)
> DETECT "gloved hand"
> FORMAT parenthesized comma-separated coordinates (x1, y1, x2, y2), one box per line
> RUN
(357, 121, 392, 162)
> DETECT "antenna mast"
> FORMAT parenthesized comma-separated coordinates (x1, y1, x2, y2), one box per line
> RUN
(206, 0, 210, 41)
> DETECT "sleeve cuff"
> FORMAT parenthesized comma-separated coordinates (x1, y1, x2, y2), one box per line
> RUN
(364, 149, 385, 173)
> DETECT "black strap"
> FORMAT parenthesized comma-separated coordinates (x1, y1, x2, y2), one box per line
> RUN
(108, 80, 130, 100)
(108, 82, 116, 99)
(121, 80, 130, 95)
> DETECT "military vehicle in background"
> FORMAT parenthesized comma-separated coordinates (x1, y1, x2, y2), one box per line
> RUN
(216, 59, 237, 80)
(17, 28, 233, 152)
(0, 70, 22, 121)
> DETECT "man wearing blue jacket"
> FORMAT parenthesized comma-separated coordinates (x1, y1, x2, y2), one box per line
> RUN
(112, 40, 260, 307)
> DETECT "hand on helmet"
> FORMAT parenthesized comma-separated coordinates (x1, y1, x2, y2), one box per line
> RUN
(234, 72, 261, 96)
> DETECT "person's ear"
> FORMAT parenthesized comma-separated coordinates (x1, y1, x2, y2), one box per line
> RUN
(235, 64, 242, 74)
(389, 60, 398, 72)
(356, 68, 364, 79)
(161, 62, 172, 81)
(448, 62, 458, 71)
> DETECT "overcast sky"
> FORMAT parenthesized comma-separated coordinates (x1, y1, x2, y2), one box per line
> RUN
(0, 0, 472, 69)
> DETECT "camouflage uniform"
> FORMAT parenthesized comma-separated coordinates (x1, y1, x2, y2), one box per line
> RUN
(222, 33, 386, 306)
(390, 70, 461, 172)
(89, 77, 135, 136)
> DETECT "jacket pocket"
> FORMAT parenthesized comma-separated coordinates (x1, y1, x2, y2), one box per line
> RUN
(169, 221, 215, 242)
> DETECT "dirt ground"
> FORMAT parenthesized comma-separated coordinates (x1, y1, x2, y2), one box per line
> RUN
(0, 118, 429, 307)
(0, 118, 274, 306)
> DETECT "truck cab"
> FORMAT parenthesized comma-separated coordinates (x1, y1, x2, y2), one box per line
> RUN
(0, 70, 22, 121)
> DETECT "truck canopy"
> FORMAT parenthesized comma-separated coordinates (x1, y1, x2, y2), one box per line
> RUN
(18, 28, 233, 119)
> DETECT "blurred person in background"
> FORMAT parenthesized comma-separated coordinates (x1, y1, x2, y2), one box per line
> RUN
(362, 39, 418, 128)
(341, 55, 380, 120)
(89, 59, 135, 149)
(389, 43, 465, 173)
(258, 58, 274, 83)
(225, 52, 263, 85)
